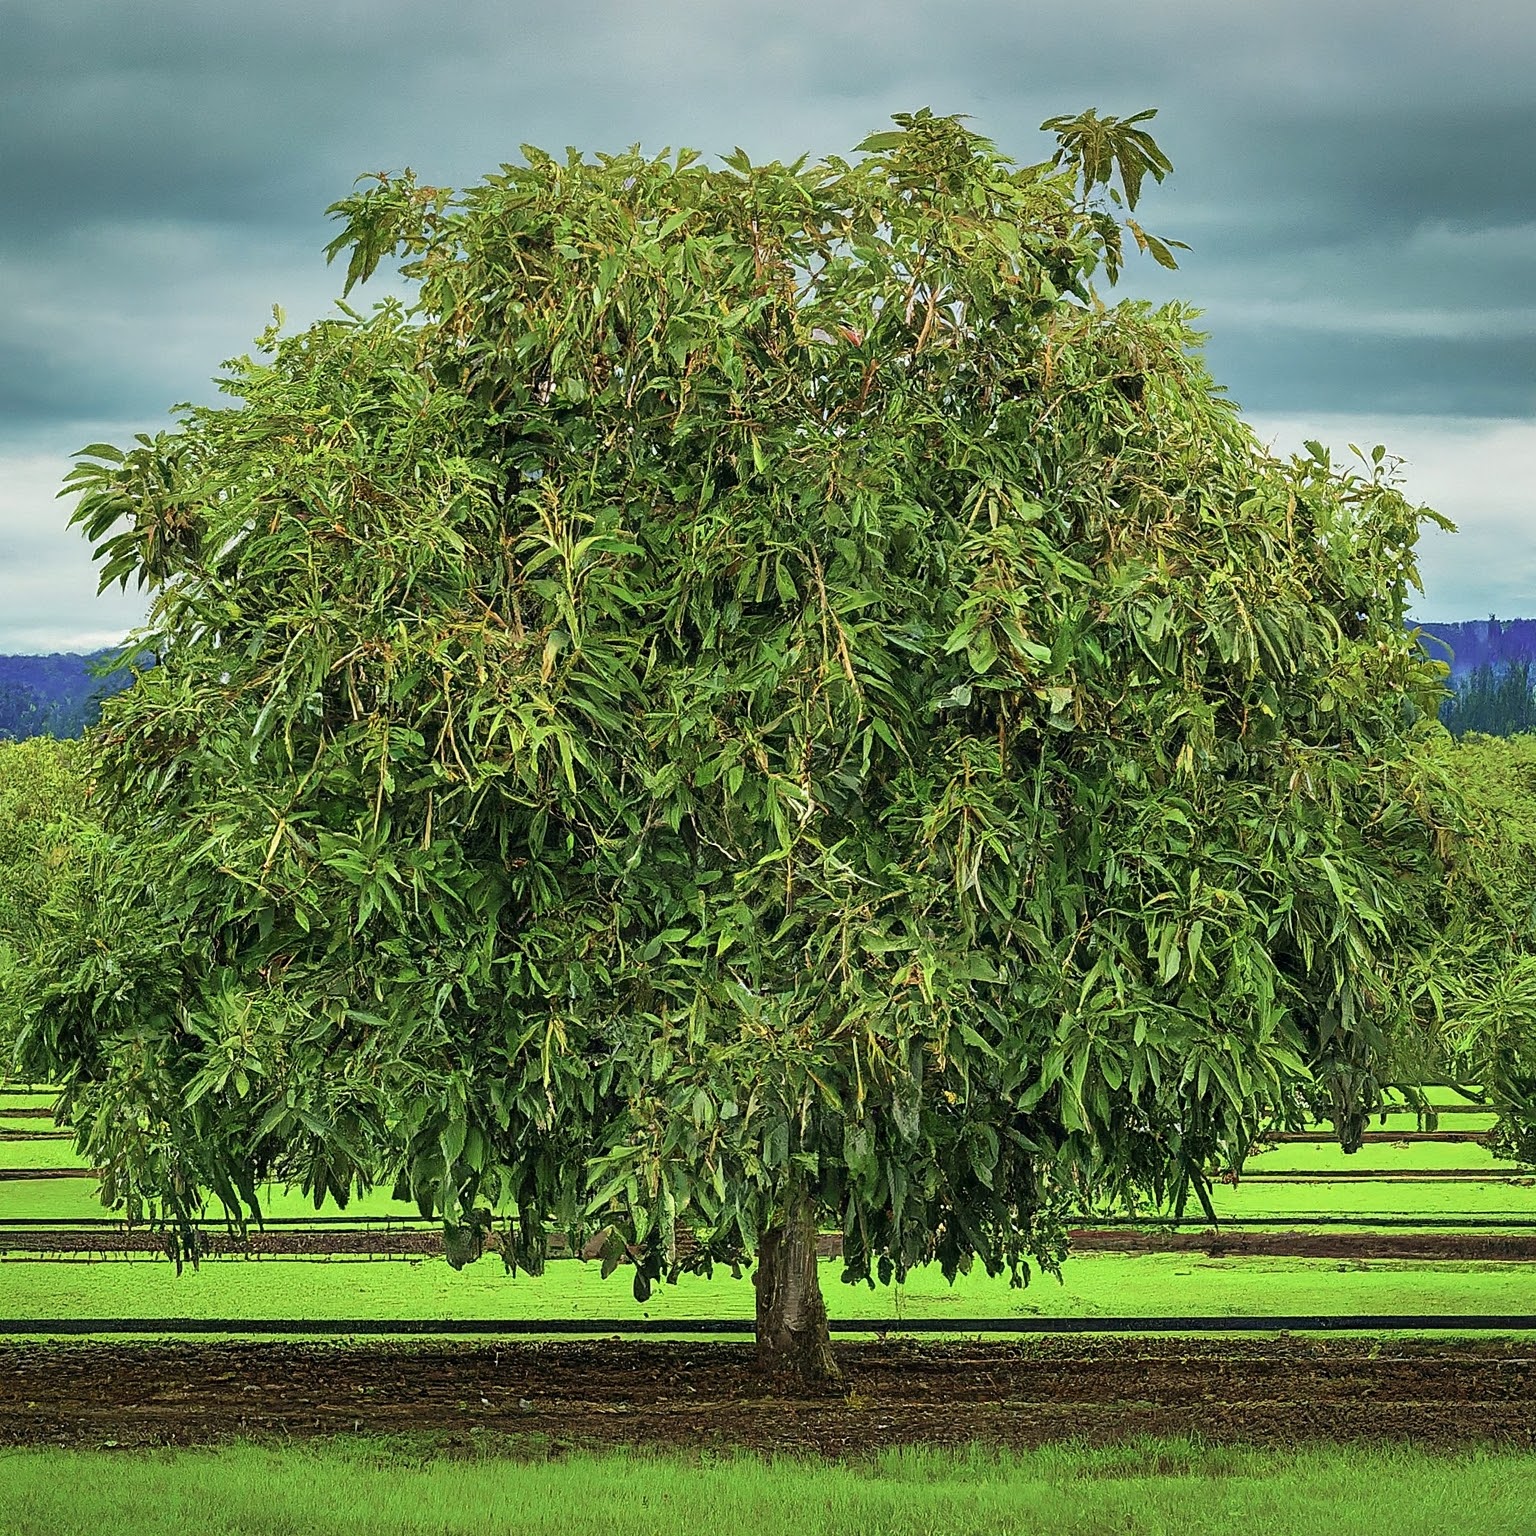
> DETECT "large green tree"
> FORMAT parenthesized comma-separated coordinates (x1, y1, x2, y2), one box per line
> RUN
(19, 110, 1451, 1381)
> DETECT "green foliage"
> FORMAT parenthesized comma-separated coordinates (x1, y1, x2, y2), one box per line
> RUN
(20, 111, 1451, 1286)
(1037, 108, 1187, 281)
(1404, 731, 1536, 1158)
(1440, 662, 1536, 738)
(0, 737, 87, 1066)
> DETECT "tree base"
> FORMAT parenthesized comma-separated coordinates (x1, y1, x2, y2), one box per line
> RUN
(754, 1188, 841, 1388)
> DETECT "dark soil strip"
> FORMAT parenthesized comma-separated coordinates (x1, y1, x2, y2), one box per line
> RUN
(0, 1168, 94, 1180)
(0, 1132, 69, 1142)
(7, 1227, 1536, 1262)
(1067, 1228, 1536, 1260)
(0, 1109, 54, 1120)
(0, 1230, 450, 1258)
(1, 1337, 1531, 1452)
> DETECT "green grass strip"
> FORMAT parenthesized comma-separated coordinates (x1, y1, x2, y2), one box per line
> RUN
(0, 1439, 1532, 1535)
(2, 1253, 1535, 1335)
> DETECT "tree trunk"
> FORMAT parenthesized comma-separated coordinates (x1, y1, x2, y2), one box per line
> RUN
(754, 1185, 840, 1387)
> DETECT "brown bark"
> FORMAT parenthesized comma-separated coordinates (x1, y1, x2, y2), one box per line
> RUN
(753, 1185, 840, 1387)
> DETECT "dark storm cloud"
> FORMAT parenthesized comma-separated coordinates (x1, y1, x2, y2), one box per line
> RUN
(0, 2, 488, 223)
(3, 0, 1534, 644)
(1206, 332, 1535, 420)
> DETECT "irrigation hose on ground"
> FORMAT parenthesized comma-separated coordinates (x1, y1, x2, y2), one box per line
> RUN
(4, 1314, 1536, 1337)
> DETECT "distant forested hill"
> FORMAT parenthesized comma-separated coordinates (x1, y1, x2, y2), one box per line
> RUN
(1416, 620, 1536, 737)
(0, 652, 143, 739)
(5, 621, 1535, 742)
(1418, 618, 1536, 680)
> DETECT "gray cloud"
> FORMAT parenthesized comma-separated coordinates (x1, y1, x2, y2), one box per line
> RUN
(0, 435, 151, 651)
(0, 221, 373, 434)
(2, 0, 1533, 646)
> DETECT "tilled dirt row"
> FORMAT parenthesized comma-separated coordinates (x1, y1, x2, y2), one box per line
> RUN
(5, 1228, 1536, 1261)
(2, 1338, 1533, 1452)
(1069, 1229, 1536, 1260)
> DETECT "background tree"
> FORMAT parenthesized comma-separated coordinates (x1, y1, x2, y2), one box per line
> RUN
(1400, 730, 1536, 1157)
(0, 738, 87, 1062)
(19, 109, 1451, 1382)
(0, 680, 45, 741)
(1440, 662, 1536, 738)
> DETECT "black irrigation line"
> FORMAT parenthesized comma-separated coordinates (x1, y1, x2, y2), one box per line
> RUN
(1271, 1132, 1492, 1144)
(4, 1214, 1536, 1232)
(0, 1129, 1497, 1146)
(0, 1217, 450, 1229)
(1239, 1172, 1527, 1183)
(3, 1315, 1536, 1338)
(6, 1213, 1536, 1231)
(7, 1168, 1530, 1184)
(0, 1083, 1472, 1104)
(1071, 1215, 1536, 1229)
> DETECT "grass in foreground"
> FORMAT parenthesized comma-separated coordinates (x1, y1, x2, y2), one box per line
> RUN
(1, 1252, 1533, 1334)
(0, 1438, 1531, 1536)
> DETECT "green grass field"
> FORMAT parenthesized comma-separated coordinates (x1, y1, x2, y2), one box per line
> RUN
(1245, 1141, 1514, 1174)
(0, 1250, 1532, 1336)
(0, 1439, 1531, 1536)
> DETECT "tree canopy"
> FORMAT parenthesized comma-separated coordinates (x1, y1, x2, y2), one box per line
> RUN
(17, 109, 1453, 1377)
(1401, 730, 1536, 1156)
(0, 737, 87, 1059)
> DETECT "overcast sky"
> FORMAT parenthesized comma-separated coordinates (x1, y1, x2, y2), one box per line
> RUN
(2, 0, 1532, 651)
